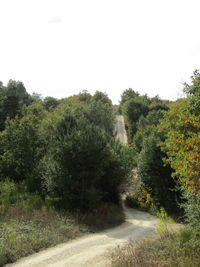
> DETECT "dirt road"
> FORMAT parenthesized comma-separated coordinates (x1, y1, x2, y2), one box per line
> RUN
(7, 206, 157, 267)
(114, 115, 128, 144)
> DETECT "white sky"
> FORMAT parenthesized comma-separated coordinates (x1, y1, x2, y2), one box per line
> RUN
(0, 0, 200, 104)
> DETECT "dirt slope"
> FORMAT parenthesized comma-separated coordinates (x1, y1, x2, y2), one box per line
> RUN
(7, 206, 157, 267)
(114, 115, 128, 144)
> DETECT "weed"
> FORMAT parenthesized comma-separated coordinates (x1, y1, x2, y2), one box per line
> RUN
(110, 226, 200, 267)
(0, 203, 124, 266)
(156, 207, 174, 236)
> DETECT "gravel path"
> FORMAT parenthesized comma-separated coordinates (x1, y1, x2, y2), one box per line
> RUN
(114, 115, 128, 144)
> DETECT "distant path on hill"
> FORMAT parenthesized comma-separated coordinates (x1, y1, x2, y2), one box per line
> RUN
(114, 115, 128, 144)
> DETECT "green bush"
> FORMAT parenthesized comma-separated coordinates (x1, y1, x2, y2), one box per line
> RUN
(42, 111, 127, 212)
(0, 180, 17, 215)
(156, 207, 174, 235)
(181, 191, 200, 235)
(137, 131, 180, 213)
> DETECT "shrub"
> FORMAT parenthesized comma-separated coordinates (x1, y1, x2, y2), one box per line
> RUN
(156, 207, 174, 236)
(0, 207, 88, 266)
(42, 112, 127, 212)
(0, 180, 17, 215)
(137, 131, 180, 213)
(109, 227, 200, 267)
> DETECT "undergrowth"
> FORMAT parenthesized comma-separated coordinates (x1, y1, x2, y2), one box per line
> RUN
(110, 208, 200, 267)
(0, 181, 124, 266)
(0, 207, 87, 266)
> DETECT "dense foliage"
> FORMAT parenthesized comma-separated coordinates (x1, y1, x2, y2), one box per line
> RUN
(116, 75, 200, 266)
(0, 72, 199, 265)
(120, 88, 178, 213)
(0, 83, 129, 212)
(160, 70, 200, 228)
(120, 71, 200, 227)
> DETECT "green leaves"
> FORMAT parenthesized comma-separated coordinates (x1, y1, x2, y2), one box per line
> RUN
(158, 70, 200, 227)
(160, 98, 200, 190)
(41, 106, 126, 211)
(0, 86, 130, 212)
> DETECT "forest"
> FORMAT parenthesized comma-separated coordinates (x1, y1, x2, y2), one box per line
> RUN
(0, 71, 199, 266)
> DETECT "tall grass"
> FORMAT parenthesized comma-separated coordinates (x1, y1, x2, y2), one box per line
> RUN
(0, 181, 125, 266)
(110, 210, 200, 267)
(0, 206, 87, 266)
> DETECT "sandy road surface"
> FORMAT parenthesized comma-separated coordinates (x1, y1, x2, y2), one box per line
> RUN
(7, 206, 158, 267)
(114, 115, 128, 144)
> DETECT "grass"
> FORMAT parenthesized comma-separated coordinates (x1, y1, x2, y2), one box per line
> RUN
(0, 206, 87, 266)
(0, 180, 125, 266)
(109, 225, 200, 267)
(0, 203, 124, 266)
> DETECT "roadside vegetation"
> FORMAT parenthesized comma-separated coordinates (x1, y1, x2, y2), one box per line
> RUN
(110, 208, 200, 267)
(110, 227, 200, 267)
(111, 70, 200, 266)
(0, 181, 124, 266)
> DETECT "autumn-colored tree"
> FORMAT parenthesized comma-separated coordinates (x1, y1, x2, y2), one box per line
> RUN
(160, 97, 200, 192)
(159, 70, 200, 225)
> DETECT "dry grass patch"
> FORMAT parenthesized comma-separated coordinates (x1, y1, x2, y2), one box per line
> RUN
(0, 206, 87, 266)
(109, 228, 200, 267)
(0, 203, 124, 266)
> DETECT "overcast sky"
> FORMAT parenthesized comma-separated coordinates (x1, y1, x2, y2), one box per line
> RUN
(0, 0, 200, 104)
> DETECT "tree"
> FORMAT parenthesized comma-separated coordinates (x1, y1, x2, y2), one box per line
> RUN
(0, 116, 42, 191)
(43, 96, 59, 111)
(78, 90, 92, 103)
(0, 83, 6, 131)
(133, 108, 168, 152)
(93, 91, 112, 106)
(160, 99, 200, 190)
(85, 101, 115, 135)
(0, 100, 48, 192)
(137, 130, 179, 212)
(159, 70, 200, 224)
(0, 80, 31, 131)
(42, 111, 126, 211)
(122, 98, 149, 138)
(120, 88, 139, 105)
(183, 69, 200, 116)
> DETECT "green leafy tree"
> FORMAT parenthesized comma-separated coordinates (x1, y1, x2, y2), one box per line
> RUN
(0, 101, 47, 192)
(137, 130, 179, 212)
(120, 88, 139, 105)
(0, 83, 6, 130)
(160, 100, 200, 191)
(0, 117, 40, 190)
(93, 91, 112, 106)
(0, 80, 31, 131)
(183, 69, 200, 116)
(133, 108, 168, 152)
(42, 108, 127, 211)
(85, 101, 115, 135)
(122, 98, 149, 138)
(43, 97, 59, 111)
(159, 70, 200, 224)
(78, 90, 92, 103)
